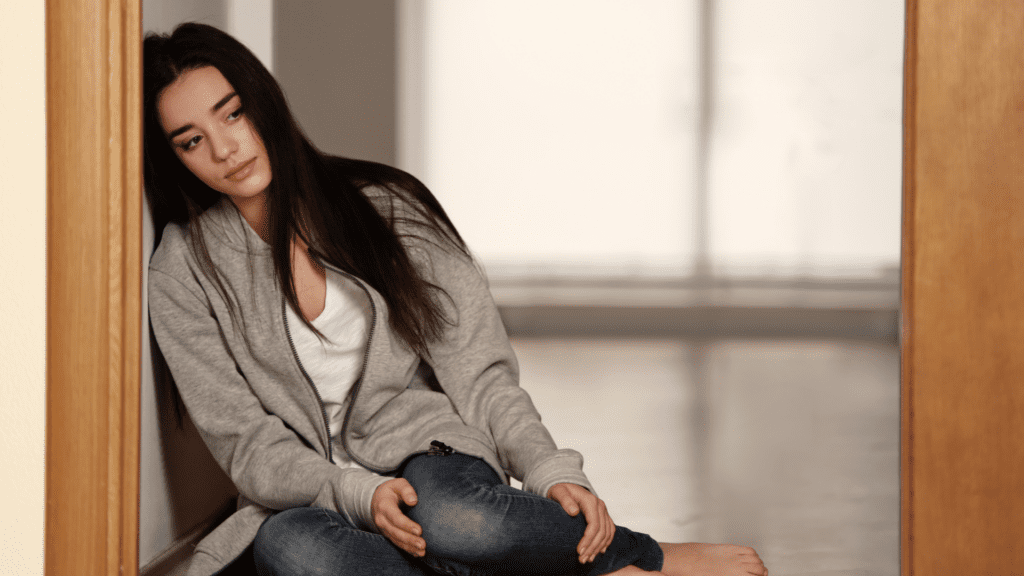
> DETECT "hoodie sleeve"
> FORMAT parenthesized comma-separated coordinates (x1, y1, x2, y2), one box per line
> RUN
(388, 200, 596, 498)
(148, 253, 389, 531)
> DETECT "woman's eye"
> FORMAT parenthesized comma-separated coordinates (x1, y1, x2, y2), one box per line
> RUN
(180, 135, 202, 152)
(227, 107, 243, 121)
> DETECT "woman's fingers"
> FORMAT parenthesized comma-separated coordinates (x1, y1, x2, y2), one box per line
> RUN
(381, 511, 425, 556)
(548, 485, 580, 516)
(587, 496, 616, 563)
(548, 484, 591, 560)
(547, 483, 616, 564)
(372, 479, 426, 556)
(578, 497, 601, 561)
(396, 479, 419, 507)
(599, 498, 614, 553)
(378, 513, 426, 556)
(382, 501, 424, 542)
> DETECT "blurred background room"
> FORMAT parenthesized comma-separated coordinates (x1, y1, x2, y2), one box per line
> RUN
(140, 2, 904, 575)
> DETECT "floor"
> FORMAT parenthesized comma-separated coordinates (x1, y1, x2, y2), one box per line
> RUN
(509, 336, 899, 576)
(150, 334, 899, 576)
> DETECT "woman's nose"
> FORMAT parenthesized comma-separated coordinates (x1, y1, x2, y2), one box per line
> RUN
(208, 130, 238, 161)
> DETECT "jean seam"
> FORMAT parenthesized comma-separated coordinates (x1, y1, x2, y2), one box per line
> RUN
(319, 508, 340, 530)
(420, 555, 493, 576)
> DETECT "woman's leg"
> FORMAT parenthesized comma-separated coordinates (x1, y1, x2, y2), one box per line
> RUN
(252, 506, 433, 576)
(400, 453, 663, 576)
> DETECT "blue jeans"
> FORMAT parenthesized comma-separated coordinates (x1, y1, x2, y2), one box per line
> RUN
(252, 453, 663, 576)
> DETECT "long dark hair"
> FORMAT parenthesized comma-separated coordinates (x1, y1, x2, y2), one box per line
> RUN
(144, 22, 467, 357)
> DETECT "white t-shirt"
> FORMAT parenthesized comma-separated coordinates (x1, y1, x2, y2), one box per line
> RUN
(284, 268, 372, 470)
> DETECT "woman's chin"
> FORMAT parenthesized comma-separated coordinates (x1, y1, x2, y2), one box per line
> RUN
(222, 180, 270, 202)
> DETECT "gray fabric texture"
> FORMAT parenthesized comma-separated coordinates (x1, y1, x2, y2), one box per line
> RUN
(148, 189, 594, 576)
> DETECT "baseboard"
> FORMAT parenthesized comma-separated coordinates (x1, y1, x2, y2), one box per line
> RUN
(140, 500, 236, 576)
(499, 304, 898, 341)
(491, 274, 899, 341)
(488, 274, 899, 310)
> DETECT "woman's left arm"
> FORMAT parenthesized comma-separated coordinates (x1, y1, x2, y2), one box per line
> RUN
(410, 237, 615, 561)
(366, 188, 589, 494)
(408, 232, 589, 492)
(416, 236, 618, 560)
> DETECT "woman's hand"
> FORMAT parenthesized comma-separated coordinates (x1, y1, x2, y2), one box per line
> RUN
(547, 482, 615, 564)
(372, 478, 426, 557)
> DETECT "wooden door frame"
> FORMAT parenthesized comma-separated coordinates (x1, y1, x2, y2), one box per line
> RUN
(51, 1, 1016, 575)
(901, 2, 917, 574)
(45, 1, 141, 575)
(901, 0, 1024, 573)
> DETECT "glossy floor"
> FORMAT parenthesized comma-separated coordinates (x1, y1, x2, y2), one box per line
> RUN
(510, 337, 899, 576)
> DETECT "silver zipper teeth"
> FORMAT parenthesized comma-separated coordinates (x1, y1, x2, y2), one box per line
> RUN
(282, 299, 335, 464)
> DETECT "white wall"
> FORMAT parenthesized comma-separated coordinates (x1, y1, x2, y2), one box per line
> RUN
(413, 0, 903, 280)
(139, 0, 274, 566)
(420, 0, 700, 278)
(0, 1, 46, 575)
(708, 0, 904, 276)
(228, 0, 274, 73)
(142, 0, 226, 35)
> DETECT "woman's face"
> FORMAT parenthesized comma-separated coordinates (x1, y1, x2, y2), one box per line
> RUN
(158, 66, 272, 204)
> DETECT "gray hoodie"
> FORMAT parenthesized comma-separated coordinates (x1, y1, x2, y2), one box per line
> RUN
(148, 190, 593, 576)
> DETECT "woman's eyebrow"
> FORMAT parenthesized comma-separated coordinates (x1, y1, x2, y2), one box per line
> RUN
(211, 91, 239, 112)
(166, 91, 239, 140)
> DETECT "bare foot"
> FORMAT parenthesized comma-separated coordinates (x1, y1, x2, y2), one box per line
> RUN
(658, 543, 767, 576)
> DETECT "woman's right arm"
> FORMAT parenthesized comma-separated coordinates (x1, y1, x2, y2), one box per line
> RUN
(148, 267, 388, 531)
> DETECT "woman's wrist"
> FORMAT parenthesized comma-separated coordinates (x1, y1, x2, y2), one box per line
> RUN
(522, 451, 595, 499)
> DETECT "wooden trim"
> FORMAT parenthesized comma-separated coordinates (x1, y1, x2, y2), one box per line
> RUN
(38, 1, 938, 575)
(46, 1, 142, 575)
(903, 1, 1024, 573)
(901, 3, 917, 574)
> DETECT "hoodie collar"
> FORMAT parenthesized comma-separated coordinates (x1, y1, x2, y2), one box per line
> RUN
(199, 196, 272, 255)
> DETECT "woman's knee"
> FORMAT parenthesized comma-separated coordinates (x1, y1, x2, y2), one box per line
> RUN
(410, 494, 511, 565)
(252, 507, 335, 574)
(401, 456, 512, 563)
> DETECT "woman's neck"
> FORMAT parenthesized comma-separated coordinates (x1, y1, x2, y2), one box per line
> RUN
(231, 193, 270, 243)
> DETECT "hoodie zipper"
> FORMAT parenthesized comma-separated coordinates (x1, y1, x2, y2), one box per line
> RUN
(283, 252, 393, 473)
(315, 257, 391, 473)
(282, 300, 336, 464)
(286, 254, 454, 475)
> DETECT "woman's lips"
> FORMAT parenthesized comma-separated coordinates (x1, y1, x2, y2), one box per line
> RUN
(225, 158, 256, 181)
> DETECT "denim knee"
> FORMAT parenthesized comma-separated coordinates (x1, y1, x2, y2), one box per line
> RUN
(401, 455, 514, 564)
(410, 489, 511, 565)
(252, 507, 337, 575)
(398, 454, 663, 576)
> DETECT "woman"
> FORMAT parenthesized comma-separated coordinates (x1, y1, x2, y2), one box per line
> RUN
(145, 22, 767, 576)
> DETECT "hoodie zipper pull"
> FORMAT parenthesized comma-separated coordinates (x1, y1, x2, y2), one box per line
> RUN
(427, 440, 454, 456)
